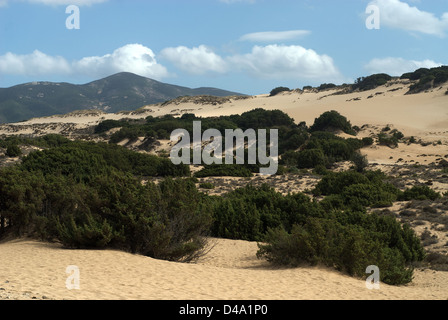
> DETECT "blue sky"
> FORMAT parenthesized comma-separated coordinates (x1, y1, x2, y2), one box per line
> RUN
(0, 0, 447, 95)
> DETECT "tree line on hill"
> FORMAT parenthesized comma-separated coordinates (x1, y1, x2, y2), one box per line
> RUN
(272, 65, 448, 95)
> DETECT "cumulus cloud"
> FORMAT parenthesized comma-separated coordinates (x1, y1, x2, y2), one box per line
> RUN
(229, 45, 342, 81)
(0, 50, 71, 76)
(0, 44, 169, 80)
(160, 45, 228, 75)
(0, 43, 343, 84)
(365, 57, 443, 76)
(370, 0, 448, 36)
(74, 44, 169, 79)
(239, 30, 311, 43)
(160, 44, 342, 82)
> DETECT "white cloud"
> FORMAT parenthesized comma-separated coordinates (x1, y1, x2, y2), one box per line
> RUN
(160, 45, 228, 75)
(74, 44, 169, 79)
(370, 0, 448, 36)
(0, 44, 169, 80)
(160, 44, 342, 82)
(365, 57, 443, 76)
(0, 50, 71, 75)
(0, 43, 343, 85)
(239, 30, 311, 43)
(229, 45, 342, 81)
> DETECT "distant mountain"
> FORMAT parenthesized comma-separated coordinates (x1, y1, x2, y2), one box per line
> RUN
(0, 72, 246, 124)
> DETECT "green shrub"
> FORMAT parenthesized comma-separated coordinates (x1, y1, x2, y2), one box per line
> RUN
(377, 130, 403, 148)
(362, 137, 374, 146)
(269, 87, 290, 96)
(318, 83, 336, 91)
(257, 215, 420, 285)
(296, 149, 328, 169)
(94, 119, 128, 134)
(312, 171, 370, 196)
(398, 185, 441, 201)
(310, 111, 356, 135)
(6, 144, 22, 157)
(353, 73, 392, 91)
(351, 152, 369, 173)
(199, 182, 215, 189)
(195, 164, 253, 178)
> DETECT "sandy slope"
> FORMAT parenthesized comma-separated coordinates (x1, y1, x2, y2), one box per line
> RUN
(0, 238, 447, 300)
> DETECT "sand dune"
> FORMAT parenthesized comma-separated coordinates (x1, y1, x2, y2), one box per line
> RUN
(1, 238, 447, 300)
(1, 81, 448, 301)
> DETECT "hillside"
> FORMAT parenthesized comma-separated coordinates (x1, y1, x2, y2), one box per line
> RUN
(0, 72, 245, 124)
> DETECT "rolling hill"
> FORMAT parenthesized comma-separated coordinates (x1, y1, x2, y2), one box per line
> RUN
(0, 72, 246, 124)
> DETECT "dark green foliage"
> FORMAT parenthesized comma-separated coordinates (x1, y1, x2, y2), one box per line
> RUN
(257, 210, 424, 285)
(398, 185, 441, 201)
(351, 152, 369, 173)
(199, 182, 215, 189)
(6, 144, 22, 157)
(318, 83, 337, 91)
(0, 165, 212, 262)
(353, 73, 392, 92)
(105, 108, 300, 157)
(281, 131, 365, 169)
(377, 129, 403, 148)
(195, 164, 253, 178)
(296, 149, 328, 169)
(312, 170, 400, 209)
(310, 110, 356, 135)
(20, 140, 189, 181)
(94, 119, 129, 134)
(269, 87, 290, 96)
(210, 184, 323, 241)
(404, 66, 448, 93)
(362, 137, 374, 146)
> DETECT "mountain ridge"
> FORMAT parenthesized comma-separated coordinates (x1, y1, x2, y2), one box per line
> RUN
(0, 72, 246, 124)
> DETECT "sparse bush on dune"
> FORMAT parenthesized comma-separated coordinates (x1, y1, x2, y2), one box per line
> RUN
(6, 144, 22, 157)
(352, 73, 392, 92)
(309, 110, 356, 135)
(269, 87, 291, 96)
(398, 185, 441, 201)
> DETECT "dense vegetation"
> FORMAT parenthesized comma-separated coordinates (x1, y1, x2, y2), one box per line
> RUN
(353, 73, 393, 92)
(0, 108, 438, 285)
(210, 179, 426, 285)
(401, 66, 448, 93)
(269, 87, 291, 96)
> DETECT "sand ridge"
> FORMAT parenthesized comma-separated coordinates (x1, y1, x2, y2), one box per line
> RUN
(0, 238, 447, 300)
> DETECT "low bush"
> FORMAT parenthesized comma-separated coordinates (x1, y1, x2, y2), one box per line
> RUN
(269, 87, 291, 97)
(6, 144, 22, 157)
(398, 185, 441, 201)
(195, 164, 253, 178)
(353, 74, 392, 92)
(310, 111, 356, 135)
(257, 213, 422, 285)
(199, 182, 215, 189)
